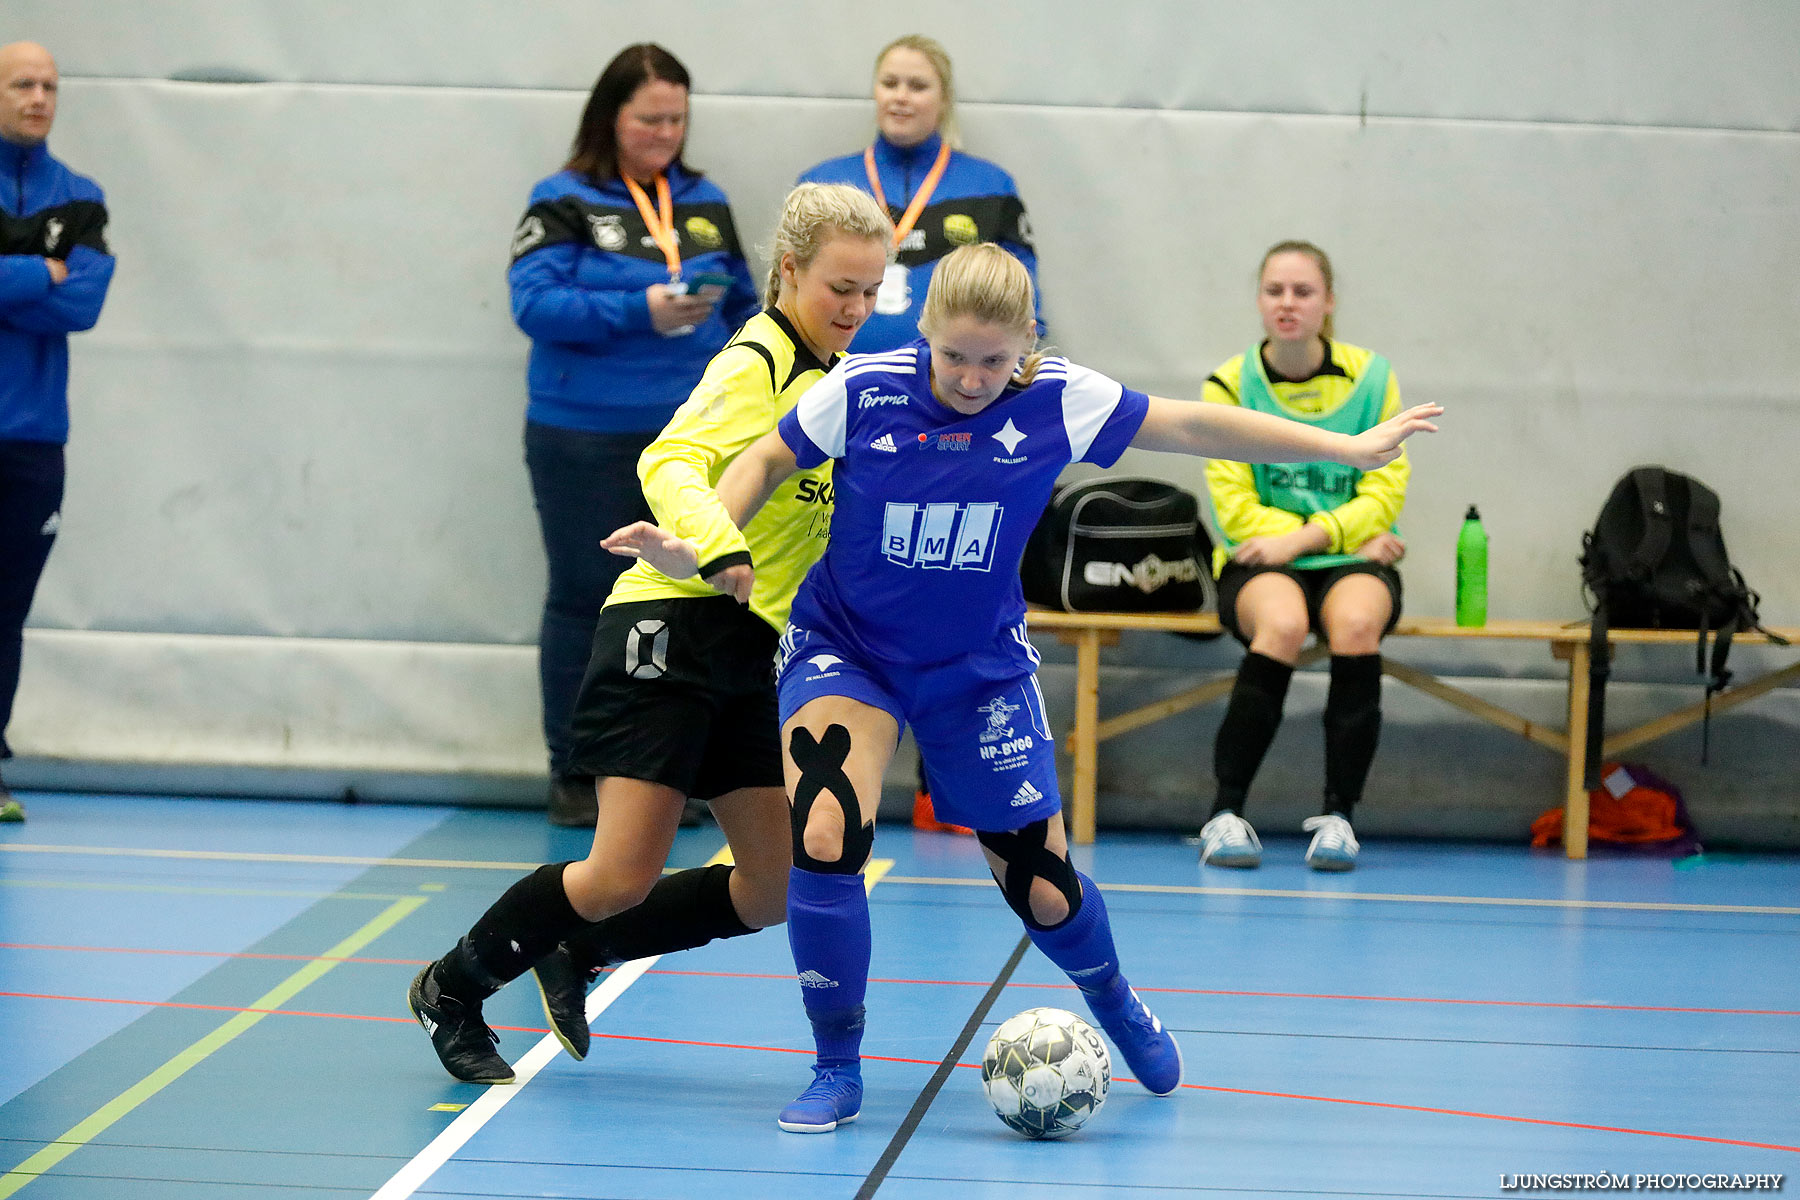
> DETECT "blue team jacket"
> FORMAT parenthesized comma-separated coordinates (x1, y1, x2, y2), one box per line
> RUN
(798, 132, 1039, 352)
(508, 162, 760, 434)
(0, 138, 114, 444)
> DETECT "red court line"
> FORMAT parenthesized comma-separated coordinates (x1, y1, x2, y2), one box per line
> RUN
(0, 941, 428, 966)
(10, 988, 1796, 1153)
(8, 944, 1797, 1017)
(1183, 1082, 1800, 1153)
(639, 967, 1800, 1017)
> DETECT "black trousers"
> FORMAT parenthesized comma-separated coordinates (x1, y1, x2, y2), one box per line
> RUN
(523, 421, 656, 777)
(0, 441, 64, 759)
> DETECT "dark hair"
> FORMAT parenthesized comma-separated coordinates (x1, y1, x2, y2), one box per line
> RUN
(565, 44, 694, 183)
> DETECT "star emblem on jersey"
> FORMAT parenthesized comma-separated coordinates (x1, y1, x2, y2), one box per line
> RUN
(992, 419, 1026, 454)
(870, 433, 898, 453)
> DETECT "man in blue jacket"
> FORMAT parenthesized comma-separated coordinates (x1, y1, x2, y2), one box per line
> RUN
(0, 42, 114, 821)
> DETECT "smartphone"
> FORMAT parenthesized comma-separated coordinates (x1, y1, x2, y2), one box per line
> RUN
(685, 271, 734, 299)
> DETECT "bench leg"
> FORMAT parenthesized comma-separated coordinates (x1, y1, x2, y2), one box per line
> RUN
(1069, 629, 1101, 846)
(1563, 640, 1591, 860)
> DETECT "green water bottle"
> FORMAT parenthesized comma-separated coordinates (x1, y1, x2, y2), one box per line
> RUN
(1456, 505, 1488, 627)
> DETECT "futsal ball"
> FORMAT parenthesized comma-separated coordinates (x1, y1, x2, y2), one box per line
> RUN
(981, 1007, 1110, 1139)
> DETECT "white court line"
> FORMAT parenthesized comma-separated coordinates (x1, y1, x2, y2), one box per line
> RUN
(370, 955, 655, 1200)
(368, 855, 893, 1198)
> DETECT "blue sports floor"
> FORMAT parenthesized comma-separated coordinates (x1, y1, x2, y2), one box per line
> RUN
(2, 791, 1797, 1198)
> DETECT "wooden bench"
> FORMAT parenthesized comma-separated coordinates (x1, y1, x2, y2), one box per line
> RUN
(1024, 610, 1800, 857)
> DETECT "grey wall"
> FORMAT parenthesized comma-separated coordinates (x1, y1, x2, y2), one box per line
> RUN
(9, 2, 1799, 840)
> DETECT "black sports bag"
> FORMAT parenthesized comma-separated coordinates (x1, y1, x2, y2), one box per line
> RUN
(1578, 465, 1785, 783)
(1021, 477, 1214, 613)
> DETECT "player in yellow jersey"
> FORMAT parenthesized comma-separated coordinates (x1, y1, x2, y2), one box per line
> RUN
(408, 184, 894, 1083)
(1198, 240, 1413, 874)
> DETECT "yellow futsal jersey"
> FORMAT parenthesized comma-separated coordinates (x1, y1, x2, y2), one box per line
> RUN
(1202, 339, 1408, 567)
(606, 308, 835, 633)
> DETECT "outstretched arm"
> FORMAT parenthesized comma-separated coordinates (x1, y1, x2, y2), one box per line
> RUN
(1132, 396, 1441, 469)
(601, 429, 801, 603)
(715, 428, 801, 528)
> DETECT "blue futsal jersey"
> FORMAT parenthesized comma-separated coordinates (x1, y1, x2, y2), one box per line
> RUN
(778, 340, 1150, 665)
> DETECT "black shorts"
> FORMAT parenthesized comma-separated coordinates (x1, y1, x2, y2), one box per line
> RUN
(1216, 560, 1403, 645)
(565, 595, 784, 801)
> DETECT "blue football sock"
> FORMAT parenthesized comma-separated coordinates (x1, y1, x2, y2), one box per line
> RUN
(1025, 871, 1131, 1011)
(787, 866, 870, 1065)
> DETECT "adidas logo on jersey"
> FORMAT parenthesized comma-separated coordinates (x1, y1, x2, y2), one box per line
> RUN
(870, 433, 898, 453)
(1011, 780, 1045, 807)
(797, 969, 839, 989)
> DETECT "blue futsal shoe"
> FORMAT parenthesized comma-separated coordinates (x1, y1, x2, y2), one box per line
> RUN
(777, 1064, 863, 1133)
(1093, 986, 1183, 1096)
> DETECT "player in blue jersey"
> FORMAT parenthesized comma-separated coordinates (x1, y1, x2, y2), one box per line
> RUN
(607, 243, 1440, 1132)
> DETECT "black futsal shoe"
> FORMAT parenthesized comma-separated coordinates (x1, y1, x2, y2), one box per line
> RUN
(408, 965, 515, 1084)
(532, 945, 599, 1061)
(0, 769, 21, 822)
(546, 774, 598, 827)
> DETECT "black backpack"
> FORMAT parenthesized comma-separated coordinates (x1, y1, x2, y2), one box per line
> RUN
(1021, 477, 1214, 614)
(1578, 465, 1784, 783)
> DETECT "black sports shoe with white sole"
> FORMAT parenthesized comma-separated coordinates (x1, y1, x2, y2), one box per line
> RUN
(408, 965, 514, 1084)
(532, 945, 599, 1061)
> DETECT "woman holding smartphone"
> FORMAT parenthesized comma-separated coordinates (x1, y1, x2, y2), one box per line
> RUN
(509, 43, 760, 825)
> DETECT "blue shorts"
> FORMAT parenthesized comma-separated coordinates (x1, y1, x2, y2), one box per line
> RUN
(777, 619, 1061, 833)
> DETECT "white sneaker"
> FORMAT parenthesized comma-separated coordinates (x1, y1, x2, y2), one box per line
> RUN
(1302, 813, 1359, 871)
(1198, 811, 1262, 868)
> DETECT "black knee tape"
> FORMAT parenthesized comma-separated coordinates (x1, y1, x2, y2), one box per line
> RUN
(789, 724, 873, 873)
(977, 819, 1083, 931)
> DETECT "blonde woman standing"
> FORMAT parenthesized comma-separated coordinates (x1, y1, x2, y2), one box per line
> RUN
(409, 185, 893, 1085)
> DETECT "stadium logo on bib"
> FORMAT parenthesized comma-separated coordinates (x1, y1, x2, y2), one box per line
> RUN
(511, 215, 546, 257)
(943, 213, 978, 245)
(684, 216, 723, 249)
(587, 213, 627, 251)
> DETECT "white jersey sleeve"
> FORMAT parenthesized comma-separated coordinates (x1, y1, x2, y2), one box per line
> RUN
(779, 363, 851, 467)
(1060, 361, 1149, 465)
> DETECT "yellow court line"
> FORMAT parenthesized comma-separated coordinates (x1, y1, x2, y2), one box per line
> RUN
(877, 875, 1800, 917)
(0, 894, 427, 1198)
(10, 843, 1787, 917)
(0, 843, 545, 872)
(0, 879, 420, 902)
(704, 845, 893, 895)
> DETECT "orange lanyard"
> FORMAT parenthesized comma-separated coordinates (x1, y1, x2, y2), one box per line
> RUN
(863, 141, 952, 249)
(623, 172, 681, 279)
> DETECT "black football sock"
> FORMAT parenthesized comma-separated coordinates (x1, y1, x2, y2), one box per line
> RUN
(560, 863, 754, 972)
(1211, 651, 1293, 817)
(1323, 653, 1383, 818)
(434, 861, 585, 1004)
